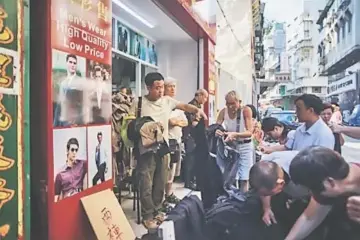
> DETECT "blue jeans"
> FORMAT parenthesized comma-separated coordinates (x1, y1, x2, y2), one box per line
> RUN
(216, 140, 254, 189)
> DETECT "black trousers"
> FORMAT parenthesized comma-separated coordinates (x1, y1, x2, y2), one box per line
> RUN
(184, 152, 196, 188)
(93, 162, 106, 186)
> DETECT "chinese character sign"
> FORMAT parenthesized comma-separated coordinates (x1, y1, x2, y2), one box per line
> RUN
(81, 190, 135, 240)
(0, 0, 22, 239)
(0, 1, 20, 95)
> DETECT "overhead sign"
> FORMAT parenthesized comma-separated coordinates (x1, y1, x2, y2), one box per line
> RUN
(81, 189, 136, 240)
(328, 73, 357, 96)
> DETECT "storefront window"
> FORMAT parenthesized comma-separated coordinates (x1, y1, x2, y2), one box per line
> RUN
(141, 64, 158, 95)
(112, 53, 136, 95)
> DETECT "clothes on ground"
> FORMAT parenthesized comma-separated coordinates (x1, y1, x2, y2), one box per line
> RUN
(285, 118, 335, 150)
(165, 195, 206, 240)
(193, 119, 224, 209)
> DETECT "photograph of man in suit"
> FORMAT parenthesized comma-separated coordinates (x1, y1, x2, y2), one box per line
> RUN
(88, 65, 111, 124)
(92, 132, 109, 185)
(53, 54, 86, 127)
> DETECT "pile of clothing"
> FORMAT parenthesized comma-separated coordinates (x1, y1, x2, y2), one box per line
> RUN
(111, 92, 133, 184)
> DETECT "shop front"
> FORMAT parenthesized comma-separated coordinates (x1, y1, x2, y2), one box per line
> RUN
(30, 0, 216, 240)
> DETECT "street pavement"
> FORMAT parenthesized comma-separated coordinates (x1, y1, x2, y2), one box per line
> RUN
(342, 136, 360, 163)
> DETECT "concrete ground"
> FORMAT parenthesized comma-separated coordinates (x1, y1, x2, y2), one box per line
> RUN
(121, 182, 200, 238)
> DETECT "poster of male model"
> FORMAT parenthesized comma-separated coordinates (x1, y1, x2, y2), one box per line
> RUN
(51, 0, 112, 202)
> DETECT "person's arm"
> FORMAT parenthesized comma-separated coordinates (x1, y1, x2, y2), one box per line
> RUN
(216, 108, 225, 125)
(260, 145, 287, 154)
(225, 106, 253, 140)
(176, 102, 207, 120)
(285, 197, 332, 240)
(331, 124, 360, 139)
(260, 196, 277, 226)
(339, 133, 345, 146)
(54, 174, 62, 202)
(347, 196, 360, 224)
(169, 117, 188, 127)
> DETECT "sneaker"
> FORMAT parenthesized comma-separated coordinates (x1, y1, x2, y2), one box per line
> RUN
(142, 219, 159, 230)
(165, 193, 181, 204)
(159, 202, 174, 214)
(154, 211, 167, 223)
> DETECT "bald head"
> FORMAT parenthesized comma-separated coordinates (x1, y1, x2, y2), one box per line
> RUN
(195, 89, 208, 104)
(249, 161, 280, 191)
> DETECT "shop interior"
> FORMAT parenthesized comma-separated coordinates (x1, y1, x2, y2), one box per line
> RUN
(112, 0, 199, 102)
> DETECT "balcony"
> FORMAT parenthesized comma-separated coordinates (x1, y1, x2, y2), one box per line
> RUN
(318, 55, 327, 66)
(323, 37, 360, 75)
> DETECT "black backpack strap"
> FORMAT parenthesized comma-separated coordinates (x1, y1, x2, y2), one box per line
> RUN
(236, 109, 241, 133)
(137, 96, 142, 118)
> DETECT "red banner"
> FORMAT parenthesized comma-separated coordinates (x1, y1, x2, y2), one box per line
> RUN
(51, 0, 112, 64)
(50, 0, 113, 204)
(208, 39, 216, 95)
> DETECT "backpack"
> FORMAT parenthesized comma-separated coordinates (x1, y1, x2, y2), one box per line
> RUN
(205, 190, 286, 240)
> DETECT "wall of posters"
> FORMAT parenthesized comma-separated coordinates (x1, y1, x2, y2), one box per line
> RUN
(51, 0, 112, 202)
(0, 0, 24, 239)
(113, 18, 158, 66)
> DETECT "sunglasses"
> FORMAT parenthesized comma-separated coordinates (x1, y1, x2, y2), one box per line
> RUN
(70, 148, 78, 152)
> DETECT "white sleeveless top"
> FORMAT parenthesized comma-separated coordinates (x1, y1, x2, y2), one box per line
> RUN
(223, 108, 250, 140)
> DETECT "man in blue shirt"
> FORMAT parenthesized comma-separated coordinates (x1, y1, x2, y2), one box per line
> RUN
(286, 94, 334, 151)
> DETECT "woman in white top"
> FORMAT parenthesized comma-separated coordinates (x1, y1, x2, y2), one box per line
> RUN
(216, 90, 254, 192)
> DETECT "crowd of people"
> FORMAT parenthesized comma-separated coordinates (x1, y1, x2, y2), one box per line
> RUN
(114, 71, 360, 239)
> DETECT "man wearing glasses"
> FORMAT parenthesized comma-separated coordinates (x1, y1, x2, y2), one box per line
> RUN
(54, 138, 87, 202)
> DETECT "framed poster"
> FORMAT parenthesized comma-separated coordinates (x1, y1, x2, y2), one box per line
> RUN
(51, 0, 112, 203)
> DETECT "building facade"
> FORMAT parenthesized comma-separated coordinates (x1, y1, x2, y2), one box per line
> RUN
(252, 0, 265, 105)
(286, 0, 328, 99)
(259, 22, 293, 109)
(317, 0, 360, 113)
(216, 0, 254, 106)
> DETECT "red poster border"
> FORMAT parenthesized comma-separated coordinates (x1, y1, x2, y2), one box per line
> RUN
(47, 0, 113, 239)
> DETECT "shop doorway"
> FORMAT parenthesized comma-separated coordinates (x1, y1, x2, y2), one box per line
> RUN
(112, 52, 137, 95)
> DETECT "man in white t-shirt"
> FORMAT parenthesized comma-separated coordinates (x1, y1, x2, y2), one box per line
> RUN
(164, 77, 188, 205)
(133, 72, 207, 230)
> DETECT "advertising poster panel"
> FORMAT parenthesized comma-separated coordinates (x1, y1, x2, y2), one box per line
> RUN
(51, 0, 112, 202)
(114, 18, 158, 66)
(0, 0, 23, 239)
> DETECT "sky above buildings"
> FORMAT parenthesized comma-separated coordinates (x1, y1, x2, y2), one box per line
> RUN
(264, 0, 303, 24)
